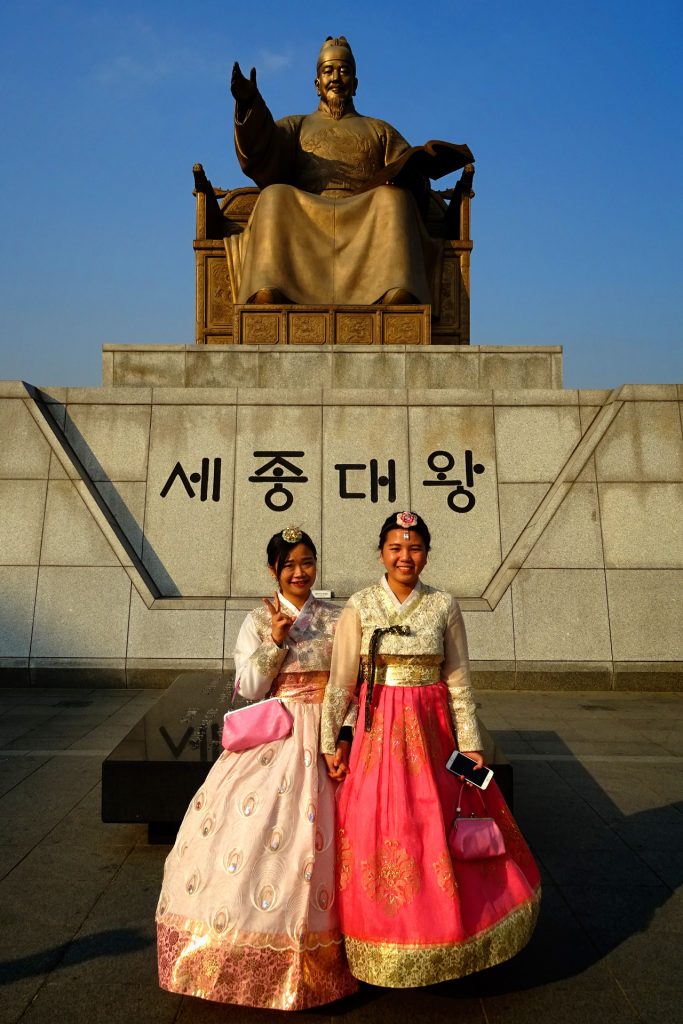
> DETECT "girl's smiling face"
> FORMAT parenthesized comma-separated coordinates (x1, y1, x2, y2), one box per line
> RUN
(271, 543, 317, 608)
(380, 529, 428, 595)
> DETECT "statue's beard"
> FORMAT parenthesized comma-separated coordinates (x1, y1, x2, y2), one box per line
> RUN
(326, 93, 350, 120)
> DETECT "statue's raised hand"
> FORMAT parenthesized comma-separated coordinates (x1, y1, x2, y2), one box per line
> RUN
(231, 62, 258, 108)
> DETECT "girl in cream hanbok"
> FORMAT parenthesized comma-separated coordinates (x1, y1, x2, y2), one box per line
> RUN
(321, 512, 540, 987)
(156, 528, 357, 1010)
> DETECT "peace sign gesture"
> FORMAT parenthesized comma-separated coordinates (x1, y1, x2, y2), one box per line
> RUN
(262, 592, 294, 647)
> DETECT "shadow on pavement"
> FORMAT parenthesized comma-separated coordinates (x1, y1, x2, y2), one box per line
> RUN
(0, 928, 153, 985)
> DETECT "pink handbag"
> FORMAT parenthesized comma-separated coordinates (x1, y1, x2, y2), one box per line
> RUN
(449, 783, 506, 861)
(221, 697, 293, 752)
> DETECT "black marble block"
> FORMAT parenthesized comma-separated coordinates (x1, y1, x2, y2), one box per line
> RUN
(101, 671, 232, 839)
(101, 671, 513, 841)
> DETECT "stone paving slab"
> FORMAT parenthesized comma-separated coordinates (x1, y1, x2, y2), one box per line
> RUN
(0, 689, 681, 1024)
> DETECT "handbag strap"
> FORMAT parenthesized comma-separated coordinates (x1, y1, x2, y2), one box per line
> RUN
(455, 780, 491, 819)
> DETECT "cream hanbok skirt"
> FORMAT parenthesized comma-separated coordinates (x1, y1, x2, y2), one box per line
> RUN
(156, 671, 357, 1010)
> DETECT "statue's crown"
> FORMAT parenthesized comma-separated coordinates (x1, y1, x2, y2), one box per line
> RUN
(317, 36, 355, 72)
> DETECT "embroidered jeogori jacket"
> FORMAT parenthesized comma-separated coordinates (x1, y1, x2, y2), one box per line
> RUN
(320, 578, 483, 755)
(233, 593, 339, 700)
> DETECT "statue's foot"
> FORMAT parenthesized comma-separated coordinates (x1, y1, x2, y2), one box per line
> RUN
(249, 288, 291, 304)
(377, 288, 419, 305)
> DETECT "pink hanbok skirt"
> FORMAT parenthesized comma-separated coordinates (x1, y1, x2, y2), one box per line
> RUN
(335, 680, 541, 986)
(156, 672, 357, 1009)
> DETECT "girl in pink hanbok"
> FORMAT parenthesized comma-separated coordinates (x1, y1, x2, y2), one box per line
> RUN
(156, 528, 357, 1010)
(321, 512, 540, 987)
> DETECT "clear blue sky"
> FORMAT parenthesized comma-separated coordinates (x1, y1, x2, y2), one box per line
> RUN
(0, 0, 681, 389)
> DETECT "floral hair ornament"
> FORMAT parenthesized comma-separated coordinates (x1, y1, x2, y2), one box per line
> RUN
(396, 511, 418, 529)
(281, 526, 303, 543)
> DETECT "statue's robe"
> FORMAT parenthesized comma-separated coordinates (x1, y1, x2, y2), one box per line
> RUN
(227, 95, 438, 305)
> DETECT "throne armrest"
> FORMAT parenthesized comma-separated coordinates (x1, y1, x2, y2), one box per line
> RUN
(444, 163, 475, 240)
(194, 164, 262, 241)
(192, 163, 228, 241)
(430, 164, 475, 241)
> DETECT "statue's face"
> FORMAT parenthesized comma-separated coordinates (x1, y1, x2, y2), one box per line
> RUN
(315, 59, 357, 106)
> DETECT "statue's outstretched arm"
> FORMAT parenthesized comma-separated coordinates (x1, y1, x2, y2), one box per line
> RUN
(232, 63, 299, 188)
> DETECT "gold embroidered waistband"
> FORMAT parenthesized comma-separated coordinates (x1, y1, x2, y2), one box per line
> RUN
(360, 656, 441, 687)
(270, 671, 328, 703)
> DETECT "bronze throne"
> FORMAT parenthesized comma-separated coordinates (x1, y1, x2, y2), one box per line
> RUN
(192, 164, 474, 346)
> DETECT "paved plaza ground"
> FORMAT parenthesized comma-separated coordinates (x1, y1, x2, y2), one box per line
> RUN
(0, 686, 681, 1024)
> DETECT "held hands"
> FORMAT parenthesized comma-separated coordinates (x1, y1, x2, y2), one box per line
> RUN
(262, 592, 293, 647)
(324, 741, 351, 781)
(231, 62, 258, 109)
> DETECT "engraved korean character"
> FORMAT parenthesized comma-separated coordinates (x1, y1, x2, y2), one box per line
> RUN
(422, 449, 484, 513)
(160, 457, 222, 501)
(249, 451, 308, 511)
(335, 459, 396, 503)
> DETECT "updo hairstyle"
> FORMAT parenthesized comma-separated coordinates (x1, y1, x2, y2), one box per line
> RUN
(377, 513, 431, 552)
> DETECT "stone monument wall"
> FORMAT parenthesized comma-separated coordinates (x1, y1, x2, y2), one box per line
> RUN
(0, 350, 680, 690)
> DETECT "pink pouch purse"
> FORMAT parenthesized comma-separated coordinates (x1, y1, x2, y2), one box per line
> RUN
(449, 783, 506, 861)
(221, 697, 293, 752)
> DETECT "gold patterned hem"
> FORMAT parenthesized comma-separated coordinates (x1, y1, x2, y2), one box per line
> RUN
(156, 912, 343, 953)
(157, 920, 358, 1009)
(344, 887, 541, 987)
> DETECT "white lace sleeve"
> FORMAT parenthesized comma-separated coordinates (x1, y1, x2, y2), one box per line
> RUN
(320, 604, 361, 754)
(442, 598, 483, 752)
(341, 700, 359, 732)
(233, 613, 287, 701)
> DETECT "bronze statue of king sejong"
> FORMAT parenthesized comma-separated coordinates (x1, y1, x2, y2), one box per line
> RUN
(227, 36, 473, 308)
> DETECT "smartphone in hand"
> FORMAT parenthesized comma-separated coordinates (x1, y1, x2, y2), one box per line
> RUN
(446, 750, 494, 790)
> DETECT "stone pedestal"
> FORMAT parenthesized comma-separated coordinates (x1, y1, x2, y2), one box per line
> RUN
(101, 344, 563, 391)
